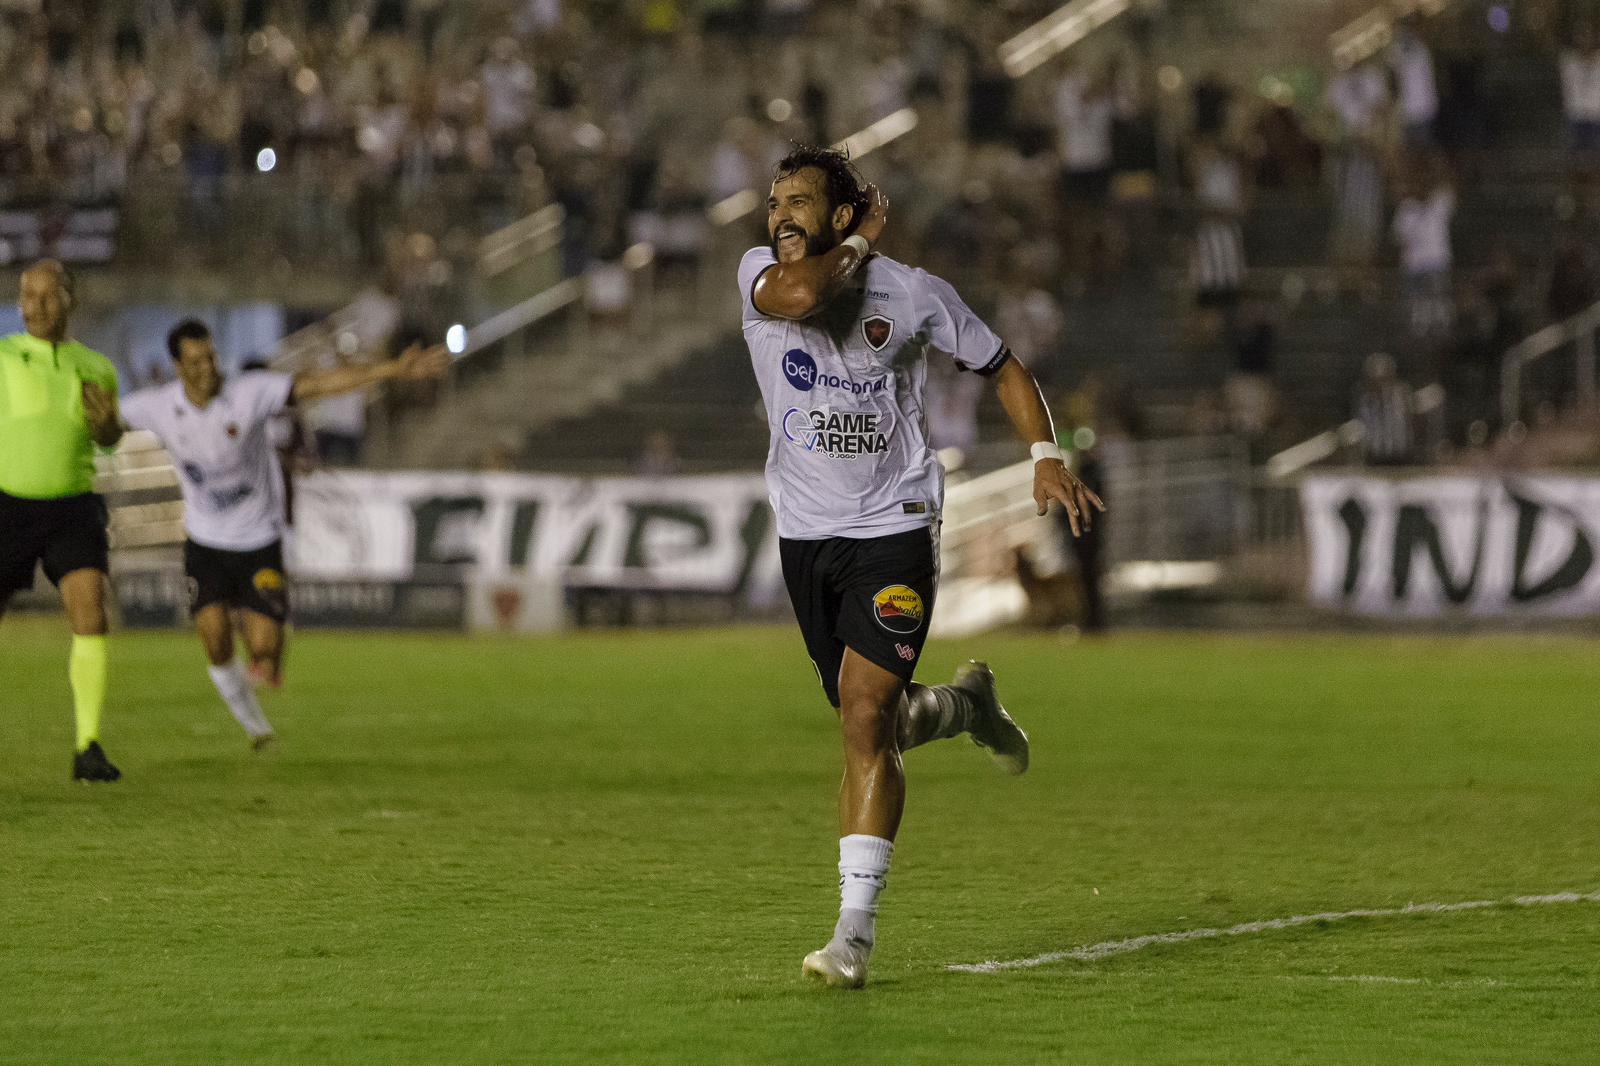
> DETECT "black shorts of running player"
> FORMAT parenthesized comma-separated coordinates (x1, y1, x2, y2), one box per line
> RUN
(184, 539, 290, 623)
(780, 526, 937, 709)
(0, 490, 109, 601)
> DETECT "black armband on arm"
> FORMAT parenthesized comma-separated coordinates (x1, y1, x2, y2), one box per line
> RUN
(969, 345, 1013, 377)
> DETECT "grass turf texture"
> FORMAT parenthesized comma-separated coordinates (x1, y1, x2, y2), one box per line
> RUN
(2, 619, 1597, 1065)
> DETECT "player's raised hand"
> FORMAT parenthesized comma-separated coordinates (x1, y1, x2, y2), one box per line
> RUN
(856, 183, 889, 248)
(395, 342, 451, 380)
(1033, 458, 1105, 537)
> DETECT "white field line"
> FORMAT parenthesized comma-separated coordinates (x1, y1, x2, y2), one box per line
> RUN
(947, 891, 1600, 974)
(1277, 974, 1507, 989)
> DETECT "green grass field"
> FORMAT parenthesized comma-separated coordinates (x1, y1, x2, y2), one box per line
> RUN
(2, 618, 1597, 1065)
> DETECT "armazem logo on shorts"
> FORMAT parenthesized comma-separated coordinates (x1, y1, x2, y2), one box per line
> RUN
(783, 407, 890, 459)
(782, 348, 888, 396)
(873, 584, 925, 634)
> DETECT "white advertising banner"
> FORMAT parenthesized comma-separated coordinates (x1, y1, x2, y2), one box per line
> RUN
(286, 471, 781, 600)
(1302, 474, 1600, 617)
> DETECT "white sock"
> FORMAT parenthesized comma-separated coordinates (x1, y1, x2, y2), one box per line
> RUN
(208, 661, 273, 739)
(834, 834, 894, 950)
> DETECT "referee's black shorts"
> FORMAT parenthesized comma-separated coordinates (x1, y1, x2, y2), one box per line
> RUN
(184, 539, 290, 623)
(780, 526, 938, 708)
(0, 490, 109, 599)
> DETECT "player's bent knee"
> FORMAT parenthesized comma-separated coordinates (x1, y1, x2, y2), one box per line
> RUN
(838, 697, 898, 754)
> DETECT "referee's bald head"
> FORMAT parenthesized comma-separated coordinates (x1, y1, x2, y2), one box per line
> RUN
(21, 259, 76, 303)
(19, 258, 77, 341)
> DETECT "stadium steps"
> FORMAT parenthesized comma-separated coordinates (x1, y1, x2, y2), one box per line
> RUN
(380, 313, 727, 470)
(521, 333, 769, 473)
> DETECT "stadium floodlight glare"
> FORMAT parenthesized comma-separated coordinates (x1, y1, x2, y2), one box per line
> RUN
(446, 324, 468, 356)
(999, 0, 1130, 79)
(255, 148, 277, 173)
(832, 107, 918, 161)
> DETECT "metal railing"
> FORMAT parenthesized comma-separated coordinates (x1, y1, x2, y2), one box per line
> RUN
(1102, 435, 1251, 565)
(999, 0, 1131, 78)
(1330, 0, 1454, 70)
(1501, 299, 1600, 427)
(97, 430, 184, 550)
(1266, 384, 1445, 480)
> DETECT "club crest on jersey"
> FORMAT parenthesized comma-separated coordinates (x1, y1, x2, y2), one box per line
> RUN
(226, 423, 240, 438)
(873, 584, 924, 634)
(861, 315, 894, 352)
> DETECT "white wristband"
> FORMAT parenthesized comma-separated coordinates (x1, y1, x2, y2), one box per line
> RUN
(1031, 441, 1065, 465)
(842, 234, 870, 259)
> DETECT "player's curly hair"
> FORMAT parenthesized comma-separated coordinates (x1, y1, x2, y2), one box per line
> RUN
(774, 144, 869, 233)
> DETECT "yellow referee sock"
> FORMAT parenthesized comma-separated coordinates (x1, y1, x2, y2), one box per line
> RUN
(69, 635, 108, 752)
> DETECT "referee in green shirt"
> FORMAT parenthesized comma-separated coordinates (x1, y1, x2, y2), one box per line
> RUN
(0, 260, 124, 781)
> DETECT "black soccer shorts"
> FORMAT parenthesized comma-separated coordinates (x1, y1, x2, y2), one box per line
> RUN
(184, 538, 290, 623)
(0, 490, 109, 599)
(779, 525, 938, 708)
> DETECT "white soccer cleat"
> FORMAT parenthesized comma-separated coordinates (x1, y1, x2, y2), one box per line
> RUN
(956, 660, 1029, 775)
(802, 940, 870, 989)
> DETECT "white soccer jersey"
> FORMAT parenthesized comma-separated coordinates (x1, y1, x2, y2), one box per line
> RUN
(739, 246, 1010, 540)
(121, 372, 294, 551)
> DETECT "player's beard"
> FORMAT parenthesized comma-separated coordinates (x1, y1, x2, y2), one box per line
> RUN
(770, 226, 834, 261)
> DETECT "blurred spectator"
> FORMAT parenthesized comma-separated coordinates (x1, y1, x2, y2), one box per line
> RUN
(1060, 445, 1106, 633)
(304, 339, 373, 466)
(1354, 352, 1419, 466)
(1190, 71, 1233, 140)
(481, 37, 536, 158)
(994, 262, 1066, 386)
(1188, 137, 1248, 326)
(1392, 158, 1455, 340)
(1561, 22, 1600, 185)
(1389, 17, 1440, 153)
(708, 117, 778, 203)
(1325, 58, 1390, 268)
(636, 430, 678, 477)
(1226, 300, 1280, 460)
(1445, 252, 1525, 441)
(1054, 60, 1115, 207)
(926, 353, 984, 458)
(1548, 235, 1599, 320)
(242, 357, 316, 528)
(1248, 99, 1321, 189)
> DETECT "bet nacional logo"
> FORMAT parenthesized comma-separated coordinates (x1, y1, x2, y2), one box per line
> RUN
(783, 348, 818, 392)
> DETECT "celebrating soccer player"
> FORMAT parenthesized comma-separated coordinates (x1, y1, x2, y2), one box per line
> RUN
(739, 146, 1104, 988)
(0, 261, 125, 781)
(118, 321, 449, 748)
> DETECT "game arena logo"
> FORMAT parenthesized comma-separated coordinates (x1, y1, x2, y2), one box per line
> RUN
(783, 408, 890, 459)
(873, 584, 924, 634)
(782, 348, 888, 396)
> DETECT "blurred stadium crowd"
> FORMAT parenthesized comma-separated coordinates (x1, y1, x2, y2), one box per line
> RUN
(6, 0, 1600, 473)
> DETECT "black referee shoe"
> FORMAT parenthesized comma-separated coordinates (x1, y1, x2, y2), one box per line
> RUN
(72, 741, 121, 783)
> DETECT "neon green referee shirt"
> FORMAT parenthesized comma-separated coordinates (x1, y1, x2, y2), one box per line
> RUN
(0, 332, 119, 500)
